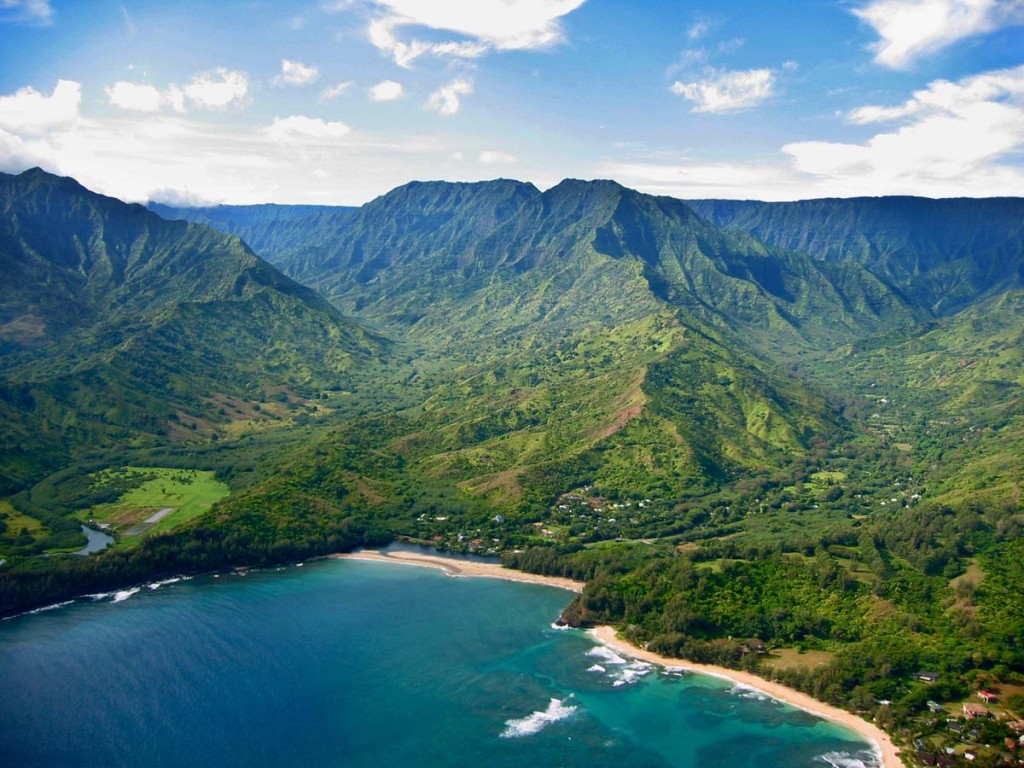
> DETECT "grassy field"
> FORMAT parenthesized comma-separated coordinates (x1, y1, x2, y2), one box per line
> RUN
(89, 467, 230, 539)
(0, 499, 47, 551)
(764, 648, 836, 672)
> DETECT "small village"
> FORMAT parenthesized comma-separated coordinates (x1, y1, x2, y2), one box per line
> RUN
(901, 677, 1024, 767)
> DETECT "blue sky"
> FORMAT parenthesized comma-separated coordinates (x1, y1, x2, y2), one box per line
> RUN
(1, 0, 1022, 204)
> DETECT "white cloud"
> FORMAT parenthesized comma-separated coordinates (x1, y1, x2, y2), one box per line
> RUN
(104, 70, 249, 114)
(368, 80, 404, 101)
(0, 79, 504, 206)
(687, 19, 712, 40)
(426, 79, 473, 116)
(600, 64, 1024, 199)
(600, 159, 801, 199)
(265, 115, 352, 141)
(0, 79, 80, 132)
(184, 69, 249, 109)
(106, 81, 163, 112)
(671, 68, 776, 113)
(321, 81, 354, 100)
(0, 0, 53, 25)
(853, 0, 1024, 69)
(272, 59, 319, 87)
(785, 65, 1024, 190)
(359, 0, 587, 67)
(479, 150, 517, 164)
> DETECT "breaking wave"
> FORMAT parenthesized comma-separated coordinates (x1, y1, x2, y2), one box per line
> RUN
(730, 683, 771, 702)
(147, 576, 188, 590)
(500, 697, 577, 739)
(817, 748, 882, 768)
(585, 646, 653, 687)
(586, 646, 627, 665)
(111, 587, 141, 603)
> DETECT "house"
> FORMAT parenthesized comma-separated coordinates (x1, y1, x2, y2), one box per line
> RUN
(916, 671, 940, 683)
(962, 703, 992, 720)
(978, 689, 997, 703)
(927, 700, 945, 713)
(1006, 720, 1024, 734)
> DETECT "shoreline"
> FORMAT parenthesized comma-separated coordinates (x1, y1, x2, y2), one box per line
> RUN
(330, 550, 585, 593)
(335, 549, 899, 768)
(591, 626, 901, 768)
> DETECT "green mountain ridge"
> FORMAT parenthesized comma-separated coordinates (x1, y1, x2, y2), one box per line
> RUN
(3, 173, 1023, 749)
(0, 168, 382, 495)
(686, 196, 1024, 314)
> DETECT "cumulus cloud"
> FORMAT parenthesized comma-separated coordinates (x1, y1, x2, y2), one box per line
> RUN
(601, 63, 1024, 199)
(266, 115, 352, 141)
(671, 68, 776, 113)
(426, 79, 473, 116)
(785, 64, 1024, 188)
(479, 150, 517, 164)
(105, 70, 249, 114)
(321, 81, 354, 100)
(784, 65, 1024, 196)
(367, 80, 404, 101)
(0, 79, 80, 132)
(853, 0, 1024, 69)
(272, 59, 319, 86)
(0, 77, 480, 205)
(357, 0, 587, 67)
(183, 69, 250, 109)
(0, 0, 53, 25)
(106, 82, 163, 112)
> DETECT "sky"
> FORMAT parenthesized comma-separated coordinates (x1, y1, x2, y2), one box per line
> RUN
(0, 0, 1023, 205)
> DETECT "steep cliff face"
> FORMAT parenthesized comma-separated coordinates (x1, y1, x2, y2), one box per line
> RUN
(686, 196, 1024, 314)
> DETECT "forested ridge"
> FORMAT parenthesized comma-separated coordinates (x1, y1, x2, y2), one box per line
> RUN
(3, 168, 1024, 765)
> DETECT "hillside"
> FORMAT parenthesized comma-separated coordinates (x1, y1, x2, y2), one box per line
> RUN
(164, 180, 918, 357)
(146, 201, 357, 270)
(686, 196, 1024, 314)
(0, 168, 382, 499)
(3, 176, 1024, 757)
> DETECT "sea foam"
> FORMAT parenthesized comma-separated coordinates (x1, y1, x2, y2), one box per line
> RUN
(586, 646, 627, 665)
(112, 587, 141, 603)
(817, 749, 882, 768)
(500, 697, 577, 738)
(147, 576, 188, 590)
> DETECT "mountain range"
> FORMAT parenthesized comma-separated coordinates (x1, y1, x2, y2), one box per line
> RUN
(0, 168, 1020, 631)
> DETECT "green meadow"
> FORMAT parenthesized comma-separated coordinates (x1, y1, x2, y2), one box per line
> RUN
(89, 467, 230, 540)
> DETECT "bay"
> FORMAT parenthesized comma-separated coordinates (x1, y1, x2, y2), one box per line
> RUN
(0, 559, 878, 767)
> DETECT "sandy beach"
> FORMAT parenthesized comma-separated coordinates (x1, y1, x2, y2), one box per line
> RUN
(335, 549, 899, 768)
(331, 549, 585, 593)
(591, 626, 901, 768)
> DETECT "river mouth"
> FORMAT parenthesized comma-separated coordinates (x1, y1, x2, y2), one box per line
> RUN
(74, 525, 114, 555)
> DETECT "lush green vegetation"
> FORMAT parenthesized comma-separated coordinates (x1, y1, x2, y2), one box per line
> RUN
(87, 466, 230, 540)
(3, 169, 1024, 765)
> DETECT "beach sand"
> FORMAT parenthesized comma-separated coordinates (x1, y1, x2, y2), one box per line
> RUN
(592, 626, 901, 768)
(334, 549, 900, 768)
(331, 550, 584, 592)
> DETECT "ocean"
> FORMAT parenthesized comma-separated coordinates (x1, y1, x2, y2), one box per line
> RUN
(0, 558, 879, 767)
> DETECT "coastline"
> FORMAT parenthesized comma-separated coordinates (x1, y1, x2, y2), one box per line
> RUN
(591, 626, 901, 768)
(330, 549, 585, 593)
(336, 549, 900, 768)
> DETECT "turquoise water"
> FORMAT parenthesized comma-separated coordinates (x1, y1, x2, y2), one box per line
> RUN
(0, 559, 879, 767)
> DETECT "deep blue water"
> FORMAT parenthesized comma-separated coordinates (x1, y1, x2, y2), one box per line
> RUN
(0, 559, 879, 767)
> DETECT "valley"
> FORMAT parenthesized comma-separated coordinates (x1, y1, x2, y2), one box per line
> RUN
(1, 168, 1023, 765)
